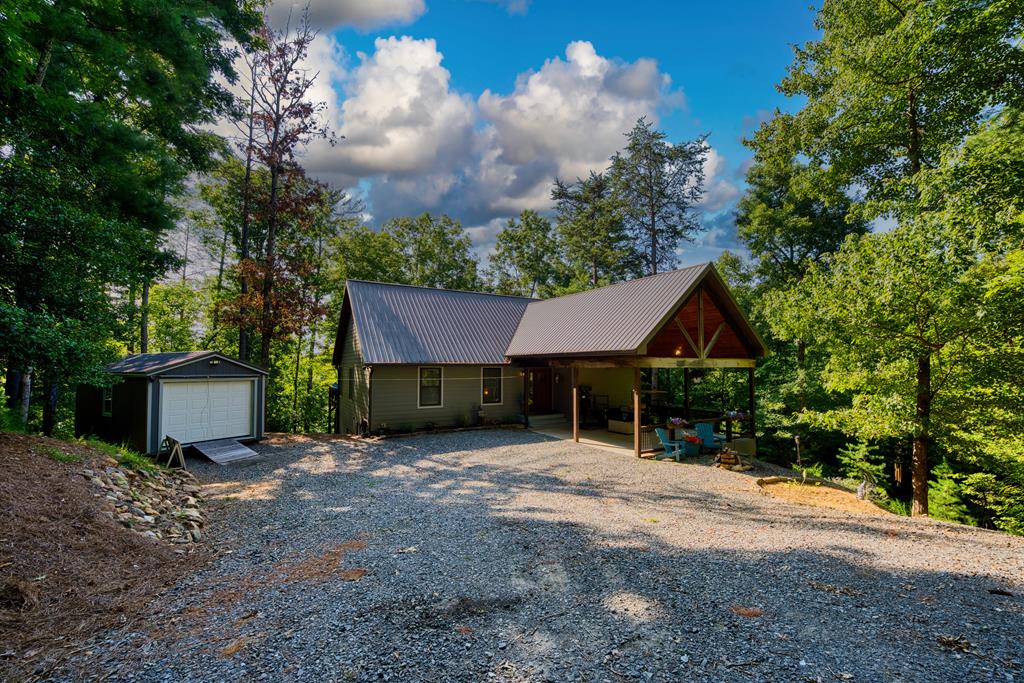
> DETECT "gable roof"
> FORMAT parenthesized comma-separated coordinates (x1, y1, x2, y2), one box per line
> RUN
(337, 280, 534, 365)
(505, 263, 767, 358)
(105, 351, 268, 376)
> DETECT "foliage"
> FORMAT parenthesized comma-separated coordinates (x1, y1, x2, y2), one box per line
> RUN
(147, 283, 206, 353)
(551, 171, 639, 288)
(836, 440, 886, 486)
(80, 437, 160, 472)
(383, 214, 480, 290)
(487, 210, 557, 297)
(609, 117, 709, 274)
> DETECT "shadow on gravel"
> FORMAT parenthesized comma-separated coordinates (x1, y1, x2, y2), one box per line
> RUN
(62, 429, 1024, 683)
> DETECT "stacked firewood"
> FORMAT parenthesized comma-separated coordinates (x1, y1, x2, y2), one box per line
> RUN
(715, 447, 753, 472)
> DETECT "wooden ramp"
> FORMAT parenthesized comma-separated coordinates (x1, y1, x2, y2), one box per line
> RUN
(192, 438, 259, 464)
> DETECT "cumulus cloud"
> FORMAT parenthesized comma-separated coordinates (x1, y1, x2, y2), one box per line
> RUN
(699, 147, 741, 212)
(253, 34, 741, 256)
(268, 0, 426, 31)
(333, 37, 475, 178)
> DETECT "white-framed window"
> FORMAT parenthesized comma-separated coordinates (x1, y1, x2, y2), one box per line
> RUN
(481, 367, 503, 405)
(347, 366, 354, 399)
(417, 366, 442, 408)
(102, 387, 113, 417)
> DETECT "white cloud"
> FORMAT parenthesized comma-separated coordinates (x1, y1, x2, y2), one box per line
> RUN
(699, 147, 741, 212)
(268, 0, 426, 31)
(332, 36, 475, 177)
(479, 41, 673, 179)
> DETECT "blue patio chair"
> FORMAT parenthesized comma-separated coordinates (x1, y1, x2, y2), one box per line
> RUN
(695, 422, 726, 452)
(655, 427, 686, 462)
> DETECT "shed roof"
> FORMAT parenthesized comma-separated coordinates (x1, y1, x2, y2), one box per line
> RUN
(105, 351, 268, 376)
(505, 263, 766, 358)
(338, 280, 534, 365)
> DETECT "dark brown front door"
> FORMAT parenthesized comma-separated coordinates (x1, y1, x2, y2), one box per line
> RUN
(528, 368, 553, 414)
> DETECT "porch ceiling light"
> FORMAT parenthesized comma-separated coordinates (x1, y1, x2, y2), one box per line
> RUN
(674, 347, 682, 356)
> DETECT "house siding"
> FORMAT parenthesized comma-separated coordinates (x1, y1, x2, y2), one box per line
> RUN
(369, 365, 522, 432)
(338, 318, 370, 433)
(74, 377, 150, 454)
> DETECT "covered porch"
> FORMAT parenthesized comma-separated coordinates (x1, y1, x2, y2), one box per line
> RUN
(509, 263, 766, 459)
(525, 358, 757, 458)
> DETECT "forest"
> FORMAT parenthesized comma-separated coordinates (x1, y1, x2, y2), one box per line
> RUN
(1, 0, 1022, 534)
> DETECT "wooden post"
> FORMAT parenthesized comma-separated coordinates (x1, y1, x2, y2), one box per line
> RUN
(633, 366, 641, 458)
(683, 368, 691, 420)
(747, 366, 756, 438)
(571, 366, 579, 442)
(523, 369, 530, 427)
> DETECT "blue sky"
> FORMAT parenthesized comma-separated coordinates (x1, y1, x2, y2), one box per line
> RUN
(274, 0, 820, 265)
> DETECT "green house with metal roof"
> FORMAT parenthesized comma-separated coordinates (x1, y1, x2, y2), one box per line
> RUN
(332, 263, 767, 457)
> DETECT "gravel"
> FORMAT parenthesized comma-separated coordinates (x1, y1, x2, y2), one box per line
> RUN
(62, 429, 1024, 682)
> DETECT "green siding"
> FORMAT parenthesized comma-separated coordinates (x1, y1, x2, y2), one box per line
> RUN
(338, 319, 370, 433)
(370, 365, 523, 432)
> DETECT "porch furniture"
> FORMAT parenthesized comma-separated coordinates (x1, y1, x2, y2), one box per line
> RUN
(608, 418, 635, 435)
(696, 422, 725, 452)
(654, 428, 686, 462)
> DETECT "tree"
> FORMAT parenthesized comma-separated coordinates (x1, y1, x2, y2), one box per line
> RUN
(487, 210, 557, 297)
(552, 172, 638, 288)
(0, 0, 256, 429)
(609, 117, 709, 274)
(738, 114, 868, 288)
(247, 13, 332, 368)
(777, 0, 1024, 515)
(383, 214, 480, 290)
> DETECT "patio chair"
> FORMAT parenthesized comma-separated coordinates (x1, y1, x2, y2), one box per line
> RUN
(655, 427, 686, 462)
(695, 422, 726, 452)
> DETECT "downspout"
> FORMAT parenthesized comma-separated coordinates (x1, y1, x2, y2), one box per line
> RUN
(366, 365, 373, 435)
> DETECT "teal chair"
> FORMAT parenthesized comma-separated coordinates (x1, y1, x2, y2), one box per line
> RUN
(655, 428, 686, 462)
(695, 422, 726, 452)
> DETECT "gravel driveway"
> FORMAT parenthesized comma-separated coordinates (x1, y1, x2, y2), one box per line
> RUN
(70, 429, 1023, 682)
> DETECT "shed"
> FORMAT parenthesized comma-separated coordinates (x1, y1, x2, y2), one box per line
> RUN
(75, 351, 268, 455)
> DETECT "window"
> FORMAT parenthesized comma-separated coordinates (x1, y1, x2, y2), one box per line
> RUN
(101, 387, 113, 417)
(482, 367, 502, 405)
(418, 366, 442, 408)
(347, 366, 354, 399)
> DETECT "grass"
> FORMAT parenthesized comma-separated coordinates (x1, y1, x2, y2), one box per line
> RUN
(35, 444, 83, 464)
(79, 437, 161, 473)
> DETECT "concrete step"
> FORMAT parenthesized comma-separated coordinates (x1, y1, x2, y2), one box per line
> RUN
(529, 413, 567, 427)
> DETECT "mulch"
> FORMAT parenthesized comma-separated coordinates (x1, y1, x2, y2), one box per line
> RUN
(0, 432, 204, 681)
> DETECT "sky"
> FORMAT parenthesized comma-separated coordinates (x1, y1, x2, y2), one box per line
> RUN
(265, 0, 821, 266)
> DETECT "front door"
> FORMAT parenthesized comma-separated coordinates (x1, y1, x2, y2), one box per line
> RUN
(528, 368, 553, 414)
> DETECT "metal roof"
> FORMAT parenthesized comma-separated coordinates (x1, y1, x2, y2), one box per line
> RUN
(105, 351, 268, 376)
(343, 280, 534, 364)
(507, 263, 720, 357)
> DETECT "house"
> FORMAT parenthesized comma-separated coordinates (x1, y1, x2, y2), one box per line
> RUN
(75, 351, 267, 455)
(331, 263, 767, 456)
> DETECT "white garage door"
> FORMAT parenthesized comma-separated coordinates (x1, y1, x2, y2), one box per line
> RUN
(160, 380, 253, 444)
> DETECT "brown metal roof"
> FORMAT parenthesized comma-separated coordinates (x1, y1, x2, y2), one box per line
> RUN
(505, 263, 765, 358)
(341, 280, 534, 365)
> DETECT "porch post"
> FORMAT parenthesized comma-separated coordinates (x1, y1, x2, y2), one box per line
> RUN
(523, 369, 530, 427)
(683, 368, 691, 421)
(571, 365, 579, 443)
(747, 366, 756, 438)
(633, 366, 641, 458)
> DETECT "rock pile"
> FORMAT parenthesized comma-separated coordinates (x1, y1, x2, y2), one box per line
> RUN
(81, 459, 205, 548)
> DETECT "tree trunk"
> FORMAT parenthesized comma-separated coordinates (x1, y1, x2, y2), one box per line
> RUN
(20, 367, 32, 425)
(304, 328, 316, 433)
(140, 280, 150, 353)
(5, 370, 22, 410)
(292, 333, 302, 430)
(42, 378, 59, 436)
(33, 36, 54, 86)
(127, 284, 137, 354)
(259, 163, 280, 369)
(796, 339, 807, 412)
(238, 58, 259, 364)
(911, 354, 930, 517)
